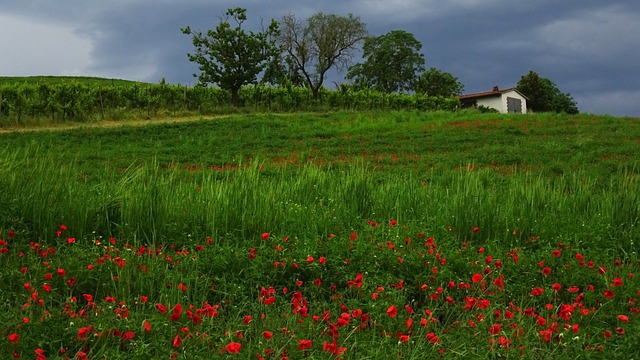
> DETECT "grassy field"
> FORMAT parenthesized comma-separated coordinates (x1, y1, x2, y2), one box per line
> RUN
(1, 111, 639, 359)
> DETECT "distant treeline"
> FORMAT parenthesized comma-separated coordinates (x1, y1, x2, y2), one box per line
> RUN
(0, 82, 460, 123)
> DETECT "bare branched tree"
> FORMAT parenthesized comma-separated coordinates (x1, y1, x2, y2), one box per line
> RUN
(278, 13, 367, 99)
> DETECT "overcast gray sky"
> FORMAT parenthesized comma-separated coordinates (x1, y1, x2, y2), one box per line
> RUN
(1, 1, 639, 116)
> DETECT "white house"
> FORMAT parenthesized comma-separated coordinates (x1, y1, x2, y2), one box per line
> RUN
(459, 86, 528, 114)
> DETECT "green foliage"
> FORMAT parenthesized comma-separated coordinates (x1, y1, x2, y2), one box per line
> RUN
(278, 12, 368, 99)
(517, 70, 579, 114)
(0, 83, 459, 125)
(182, 8, 279, 106)
(414, 67, 465, 97)
(347, 30, 425, 93)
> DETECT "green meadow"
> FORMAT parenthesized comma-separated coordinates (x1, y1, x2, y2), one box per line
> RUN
(1, 111, 640, 359)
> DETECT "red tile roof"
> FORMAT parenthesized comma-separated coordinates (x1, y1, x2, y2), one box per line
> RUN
(459, 87, 528, 100)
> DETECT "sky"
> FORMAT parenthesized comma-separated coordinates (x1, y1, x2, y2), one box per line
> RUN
(1, 1, 639, 117)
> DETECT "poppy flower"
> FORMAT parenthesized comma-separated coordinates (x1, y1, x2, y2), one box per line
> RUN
(264, 296, 275, 305)
(298, 339, 312, 350)
(261, 233, 269, 241)
(489, 324, 502, 335)
(618, 315, 629, 322)
(226, 342, 242, 353)
(8, 333, 19, 344)
(386, 305, 397, 318)
(172, 334, 182, 347)
(156, 304, 167, 314)
(263, 331, 273, 340)
(426, 332, 440, 344)
(144, 320, 151, 332)
(531, 287, 544, 296)
(471, 274, 482, 283)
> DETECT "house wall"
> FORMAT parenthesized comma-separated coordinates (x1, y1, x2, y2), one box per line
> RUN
(476, 96, 504, 112)
(475, 91, 527, 114)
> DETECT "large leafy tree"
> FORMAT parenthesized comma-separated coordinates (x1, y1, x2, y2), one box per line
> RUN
(181, 8, 279, 106)
(346, 30, 425, 93)
(414, 67, 465, 97)
(517, 70, 578, 114)
(278, 12, 367, 99)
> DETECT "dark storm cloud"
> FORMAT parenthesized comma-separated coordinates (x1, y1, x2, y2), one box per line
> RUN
(1, 0, 638, 116)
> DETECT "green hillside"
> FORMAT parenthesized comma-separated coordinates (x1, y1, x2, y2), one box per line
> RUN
(0, 75, 146, 86)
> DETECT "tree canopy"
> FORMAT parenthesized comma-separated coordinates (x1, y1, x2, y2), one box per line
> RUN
(346, 30, 425, 93)
(278, 12, 367, 99)
(517, 70, 578, 114)
(181, 8, 279, 106)
(414, 67, 465, 97)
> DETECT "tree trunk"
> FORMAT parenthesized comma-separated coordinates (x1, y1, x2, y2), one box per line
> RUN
(231, 88, 240, 107)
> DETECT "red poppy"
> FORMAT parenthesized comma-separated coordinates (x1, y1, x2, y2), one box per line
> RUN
(264, 296, 275, 305)
(536, 316, 547, 326)
(144, 320, 151, 332)
(172, 334, 182, 347)
(472, 274, 482, 283)
(426, 332, 440, 344)
(618, 315, 629, 322)
(386, 305, 397, 318)
(613, 278, 623, 287)
(261, 233, 269, 241)
(263, 331, 273, 340)
(604, 289, 615, 299)
(156, 304, 167, 314)
(298, 339, 312, 350)
(8, 333, 19, 344)
(226, 342, 242, 353)
(531, 287, 544, 296)
(489, 324, 502, 335)
(473, 227, 480, 233)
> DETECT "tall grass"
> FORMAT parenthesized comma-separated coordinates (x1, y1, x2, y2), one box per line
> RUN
(1, 146, 638, 256)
